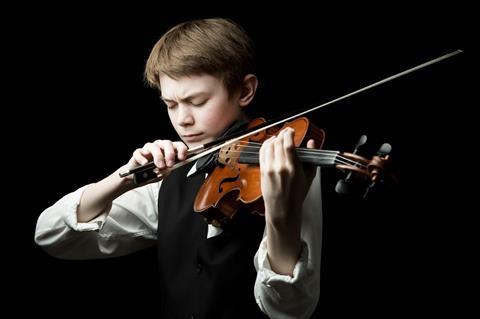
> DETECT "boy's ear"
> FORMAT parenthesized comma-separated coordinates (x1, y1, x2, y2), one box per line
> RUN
(238, 74, 258, 107)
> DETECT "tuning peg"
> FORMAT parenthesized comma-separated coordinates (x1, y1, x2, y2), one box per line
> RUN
(335, 135, 367, 196)
(335, 179, 350, 195)
(336, 176, 366, 197)
(353, 134, 367, 154)
(347, 135, 368, 179)
(377, 143, 392, 157)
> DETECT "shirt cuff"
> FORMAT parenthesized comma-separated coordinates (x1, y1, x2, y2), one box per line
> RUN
(255, 236, 309, 287)
(63, 185, 109, 232)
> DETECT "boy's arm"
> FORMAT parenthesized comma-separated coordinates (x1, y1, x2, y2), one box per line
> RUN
(254, 168, 322, 319)
(76, 140, 178, 222)
(76, 168, 136, 223)
(34, 178, 160, 260)
(254, 129, 322, 318)
(35, 140, 187, 259)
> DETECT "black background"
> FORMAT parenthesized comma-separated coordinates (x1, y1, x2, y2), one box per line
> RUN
(9, 2, 473, 318)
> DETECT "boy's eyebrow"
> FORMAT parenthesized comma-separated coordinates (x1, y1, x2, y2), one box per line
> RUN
(161, 92, 207, 103)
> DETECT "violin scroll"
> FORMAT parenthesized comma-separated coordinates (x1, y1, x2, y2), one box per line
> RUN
(335, 136, 398, 198)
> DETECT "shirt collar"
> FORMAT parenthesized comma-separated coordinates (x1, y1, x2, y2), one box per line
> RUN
(186, 161, 198, 177)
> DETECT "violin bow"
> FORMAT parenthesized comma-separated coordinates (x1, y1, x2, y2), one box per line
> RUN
(119, 49, 463, 181)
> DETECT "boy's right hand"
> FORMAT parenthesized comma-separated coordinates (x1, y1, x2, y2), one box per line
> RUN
(120, 140, 188, 181)
(133, 140, 188, 168)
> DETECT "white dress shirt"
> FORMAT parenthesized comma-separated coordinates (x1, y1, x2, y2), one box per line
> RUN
(35, 163, 323, 319)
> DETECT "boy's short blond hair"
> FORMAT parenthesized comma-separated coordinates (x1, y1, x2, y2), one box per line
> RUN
(145, 18, 256, 96)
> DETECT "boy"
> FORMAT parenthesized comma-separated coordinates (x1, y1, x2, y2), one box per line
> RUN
(35, 18, 322, 319)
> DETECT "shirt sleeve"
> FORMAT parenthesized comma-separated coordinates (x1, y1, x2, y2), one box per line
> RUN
(34, 182, 160, 260)
(253, 168, 323, 319)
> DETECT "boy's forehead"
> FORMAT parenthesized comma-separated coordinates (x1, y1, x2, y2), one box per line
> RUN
(160, 73, 222, 99)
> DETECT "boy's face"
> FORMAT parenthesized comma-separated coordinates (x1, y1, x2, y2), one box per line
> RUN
(160, 73, 245, 148)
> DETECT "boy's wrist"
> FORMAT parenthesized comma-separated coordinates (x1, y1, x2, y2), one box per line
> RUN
(112, 168, 137, 193)
(265, 204, 302, 228)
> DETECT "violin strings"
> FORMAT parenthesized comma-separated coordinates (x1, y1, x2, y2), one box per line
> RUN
(227, 141, 366, 168)
(236, 141, 337, 152)
(220, 150, 365, 168)
(234, 147, 362, 167)
(234, 141, 338, 154)
(222, 146, 366, 168)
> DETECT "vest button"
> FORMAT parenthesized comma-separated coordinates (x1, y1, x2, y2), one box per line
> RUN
(196, 262, 203, 274)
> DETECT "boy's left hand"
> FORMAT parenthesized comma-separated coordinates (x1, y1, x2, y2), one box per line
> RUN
(259, 127, 317, 225)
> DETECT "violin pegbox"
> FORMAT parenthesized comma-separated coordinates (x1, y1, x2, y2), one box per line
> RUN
(335, 136, 397, 198)
(362, 142, 397, 198)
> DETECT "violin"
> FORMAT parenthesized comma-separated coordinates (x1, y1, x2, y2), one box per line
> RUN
(119, 50, 461, 226)
(193, 117, 396, 226)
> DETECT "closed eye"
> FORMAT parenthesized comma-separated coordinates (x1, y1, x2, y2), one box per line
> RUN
(164, 101, 177, 109)
(161, 98, 177, 109)
(191, 100, 207, 106)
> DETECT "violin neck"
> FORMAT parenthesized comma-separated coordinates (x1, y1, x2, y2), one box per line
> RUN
(298, 149, 339, 167)
(238, 147, 339, 167)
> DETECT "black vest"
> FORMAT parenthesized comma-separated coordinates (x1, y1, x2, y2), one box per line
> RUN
(157, 161, 268, 319)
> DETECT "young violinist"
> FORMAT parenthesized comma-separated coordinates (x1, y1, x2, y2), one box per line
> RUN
(34, 18, 322, 319)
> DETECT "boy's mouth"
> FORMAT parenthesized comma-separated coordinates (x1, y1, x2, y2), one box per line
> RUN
(182, 133, 204, 142)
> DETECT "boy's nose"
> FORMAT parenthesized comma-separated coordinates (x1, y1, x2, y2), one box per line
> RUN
(177, 105, 194, 126)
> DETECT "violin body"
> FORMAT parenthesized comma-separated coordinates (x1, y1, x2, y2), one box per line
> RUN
(194, 117, 325, 226)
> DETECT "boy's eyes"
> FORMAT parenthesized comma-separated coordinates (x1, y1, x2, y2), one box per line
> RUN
(191, 100, 207, 106)
(163, 99, 207, 108)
